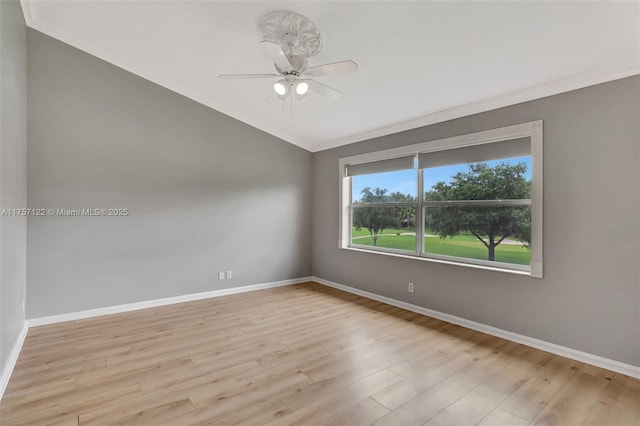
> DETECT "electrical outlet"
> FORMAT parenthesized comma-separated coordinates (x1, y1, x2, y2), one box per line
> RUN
(408, 282, 414, 293)
(218, 272, 225, 280)
(226, 271, 232, 279)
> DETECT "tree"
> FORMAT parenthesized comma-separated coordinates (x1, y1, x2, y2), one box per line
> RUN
(425, 162, 530, 261)
(353, 187, 414, 246)
(388, 191, 415, 229)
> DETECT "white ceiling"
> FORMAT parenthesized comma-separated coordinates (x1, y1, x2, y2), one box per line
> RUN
(21, 1, 640, 152)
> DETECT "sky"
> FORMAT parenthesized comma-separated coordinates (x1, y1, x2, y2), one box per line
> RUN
(352, 156, 531, 202)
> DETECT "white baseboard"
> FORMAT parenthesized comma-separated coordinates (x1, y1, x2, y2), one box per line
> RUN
(312, 276, 640, 379)
(0, 322, 29, 401)
(27, 277, 312, 327)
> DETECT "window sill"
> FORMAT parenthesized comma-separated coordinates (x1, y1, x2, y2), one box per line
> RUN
(341, 245, 534, 277)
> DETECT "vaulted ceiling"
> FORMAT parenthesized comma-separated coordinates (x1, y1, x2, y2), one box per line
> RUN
(20, 1, 640, 152)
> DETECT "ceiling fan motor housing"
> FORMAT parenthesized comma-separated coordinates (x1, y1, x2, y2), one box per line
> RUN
(275, 55, 307, 74)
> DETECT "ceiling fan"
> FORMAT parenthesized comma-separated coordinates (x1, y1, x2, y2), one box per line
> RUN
(219, 11, 358, 107)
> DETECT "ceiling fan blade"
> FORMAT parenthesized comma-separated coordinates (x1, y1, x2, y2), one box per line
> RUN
(303, 60, 358, 77)
(218, 73, 280, 79)
(307, 79, 342, 100)
(260, 40, 293, 71)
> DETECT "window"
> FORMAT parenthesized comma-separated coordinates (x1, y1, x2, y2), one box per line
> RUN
(349, 157, 417, 254)
(339, 121, 543, 277)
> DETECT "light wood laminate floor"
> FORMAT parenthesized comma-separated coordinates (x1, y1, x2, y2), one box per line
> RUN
(1, 282, 639, 425)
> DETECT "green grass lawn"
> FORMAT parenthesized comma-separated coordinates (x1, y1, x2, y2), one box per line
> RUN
(351, 227, 530, 265)
(351, 227, 414, 237)
(424, 236, 530, 265)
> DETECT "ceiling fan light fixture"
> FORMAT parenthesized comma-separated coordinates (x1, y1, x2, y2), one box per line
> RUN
(273, 80, 288, 96)
(295, 80, 309, 95)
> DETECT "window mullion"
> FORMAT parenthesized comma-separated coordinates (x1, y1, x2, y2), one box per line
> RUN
(417, 167, 424, 255)
(349, 203, 418, 210)
(424, 199, 531, 207)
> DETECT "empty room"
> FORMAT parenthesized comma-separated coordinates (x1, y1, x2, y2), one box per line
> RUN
(1, 0, 639, 425)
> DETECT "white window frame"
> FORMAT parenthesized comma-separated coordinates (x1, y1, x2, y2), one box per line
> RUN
(339, 121, 543, 278)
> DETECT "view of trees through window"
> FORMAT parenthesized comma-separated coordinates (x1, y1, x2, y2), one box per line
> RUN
(351, 156, 532, 266)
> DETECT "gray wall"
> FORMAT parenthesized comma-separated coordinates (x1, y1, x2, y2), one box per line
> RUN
(27, 30, 312, 318)
(312, 76, 640, 367)
(0, 0, 28, 371)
